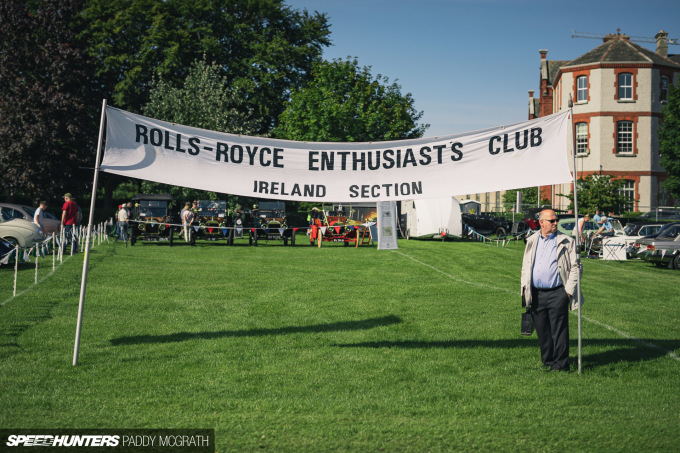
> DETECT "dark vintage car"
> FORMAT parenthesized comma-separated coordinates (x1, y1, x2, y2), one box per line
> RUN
(249, 201, 295, 246)
(462, 212, 513, 236)
(129, 194, 178, 246)
(196, 200, 228, 241)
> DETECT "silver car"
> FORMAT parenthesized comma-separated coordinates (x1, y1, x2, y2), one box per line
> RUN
(0, 210, 44, 248)
(636, 224, 680, 269)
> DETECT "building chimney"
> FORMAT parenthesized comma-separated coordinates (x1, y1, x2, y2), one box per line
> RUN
(656, 30, 668, 58)
(528, 90, 535, 119)
(539, 50, 548, 83)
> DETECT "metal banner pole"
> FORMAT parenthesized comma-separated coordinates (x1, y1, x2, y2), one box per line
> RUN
(73, 99, 107, 366)
(569, 95, 583, 374)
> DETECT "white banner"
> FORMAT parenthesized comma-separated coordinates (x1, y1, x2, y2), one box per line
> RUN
(100, 107, 572, 202)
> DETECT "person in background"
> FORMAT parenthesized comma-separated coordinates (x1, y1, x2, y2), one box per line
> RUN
(592, 209, 603, 227)
(178, 203, 188, 239)
(117, 204, 129, 241)
(182, 202, 194, 242)
(61, 193, 79, 252)
(520, 209, 582, 372)
(33, 200, 48, 235)
(596, 216, 614, 237)
(574, 213, 591, 244)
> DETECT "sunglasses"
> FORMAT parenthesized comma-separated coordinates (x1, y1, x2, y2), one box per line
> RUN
(541, 218, 558, 223)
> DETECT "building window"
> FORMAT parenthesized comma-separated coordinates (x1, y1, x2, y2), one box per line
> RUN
(618, 73, 633, 100)
(577, 76, 588, 102)
(661, 76, 669, 102)
(617, 121, 633, 154)
(618, 180, 635, 212)
(575, 122, 588, 155)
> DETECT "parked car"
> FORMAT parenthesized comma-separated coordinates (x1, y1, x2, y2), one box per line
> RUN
(0, 209, 44, 247)
(636, 224, 680, 269)
(556, 218, 602, 238)
(580, 219, 627, 253)
(462, 212, 513, 236)
(0, 203, 61, 235)
(630, 222, 680, 258)
(129, 194, 178, 245)
(639, 209, 680, 221)
(0, 236, 14, 264)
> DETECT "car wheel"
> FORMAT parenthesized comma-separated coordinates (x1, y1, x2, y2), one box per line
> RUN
(495, 227, 507, 237)
(673, 254, 680, 270)
(3, 237, 20, 247)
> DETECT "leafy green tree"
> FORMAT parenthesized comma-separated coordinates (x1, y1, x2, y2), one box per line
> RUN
(79, 0, 331, 133)
(274, 58, 428, 142)
(502, 187, 551, 210)
(139, 58, 262, 209)
(143, 58, 262, 134)
(559, 174, 633, 215)
(0, 0, 99, 201)
(659, 82, 680, 201)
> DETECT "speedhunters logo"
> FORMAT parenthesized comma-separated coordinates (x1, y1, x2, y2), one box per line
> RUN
(1, 429, 214, 452)
(6, 435, 119, 447)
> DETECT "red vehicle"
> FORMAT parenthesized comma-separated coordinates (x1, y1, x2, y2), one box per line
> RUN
(309, 207, 371, 247)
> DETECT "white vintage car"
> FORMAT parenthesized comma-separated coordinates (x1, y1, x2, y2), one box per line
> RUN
(0, 209, 43, 247)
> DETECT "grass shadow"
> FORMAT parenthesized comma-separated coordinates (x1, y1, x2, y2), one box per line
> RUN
(333, 338, 680, 369)
(109, 315, 402, 346)
(0, 299, 59, 358)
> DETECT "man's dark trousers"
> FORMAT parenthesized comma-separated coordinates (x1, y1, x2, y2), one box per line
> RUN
(531, 286, 570, 371)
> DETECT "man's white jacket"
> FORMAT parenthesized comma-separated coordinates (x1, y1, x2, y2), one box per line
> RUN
(521, 231, 583, 311)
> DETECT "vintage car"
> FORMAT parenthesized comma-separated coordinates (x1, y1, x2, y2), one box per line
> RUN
(129, 194, 178, 246)
(249, 201, 294, 246)
(196, 200, 228, 241)
(630, 222, 680, 258)
(0, 236, 14, 265)
(461, 212, 513, 236)
(636, 224, 680, 269)
(0, 209, 43, 248)
(0, 203, 61, 235)
(577, 219, 627, 253)
(309, 206, 370, 246)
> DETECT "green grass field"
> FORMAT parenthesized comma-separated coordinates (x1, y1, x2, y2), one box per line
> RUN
(1, 236, 679, 451)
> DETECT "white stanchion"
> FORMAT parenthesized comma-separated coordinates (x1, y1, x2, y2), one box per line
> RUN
(13, 245, 19, 297)
(52, 233, 56, 271)
(34, 246, 38, 284)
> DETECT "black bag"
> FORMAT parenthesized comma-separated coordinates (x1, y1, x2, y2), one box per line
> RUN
(521, 305, 534, 336)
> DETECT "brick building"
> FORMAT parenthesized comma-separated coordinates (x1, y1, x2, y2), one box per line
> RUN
(530, 30, 680, 213)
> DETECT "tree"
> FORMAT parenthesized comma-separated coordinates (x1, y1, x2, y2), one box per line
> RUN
(79, 0, 331, 133)
(0, 0, 99, 201)
(138, 58, 262, 208)
(559, 174, 633, 215)
(659, 82, 680, 201)
(143, 58, 262, 135)
(502, 187, 551, 210)
(274, 58, 428, 142)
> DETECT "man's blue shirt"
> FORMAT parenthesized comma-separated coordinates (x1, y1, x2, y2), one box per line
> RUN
(532, 232, 561, 289)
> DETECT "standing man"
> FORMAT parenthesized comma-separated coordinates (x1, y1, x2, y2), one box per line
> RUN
(592, 208, 603, 227)
(33, 200, 48, 235)
(520, 209, 582, 372)
(117, 204, 129, 241)
(61, 193, 79, 252)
